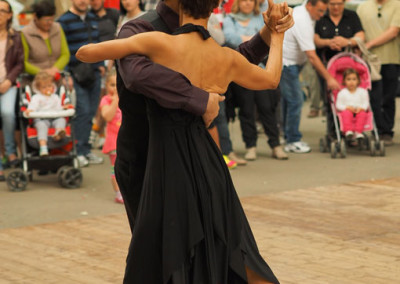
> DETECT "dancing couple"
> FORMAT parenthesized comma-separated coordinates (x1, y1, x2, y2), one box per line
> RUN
(77, 0, 293, 283)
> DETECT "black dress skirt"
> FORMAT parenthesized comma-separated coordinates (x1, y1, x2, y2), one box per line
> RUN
(122, 98, 280, 284)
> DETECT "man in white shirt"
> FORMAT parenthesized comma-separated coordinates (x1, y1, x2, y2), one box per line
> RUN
(280, 0, 340, 153)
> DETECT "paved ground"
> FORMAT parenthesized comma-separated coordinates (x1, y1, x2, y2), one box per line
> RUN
(1, 177, 399, 283)
(1, 99, 399, 229)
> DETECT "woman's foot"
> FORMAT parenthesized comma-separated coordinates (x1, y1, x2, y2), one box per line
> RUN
(115, 191, 124, 204)
(8, 154, 20, 168)
(272, 145, 288, 160)
(244, 147, 257, 161)
(228, 152, 247, 166)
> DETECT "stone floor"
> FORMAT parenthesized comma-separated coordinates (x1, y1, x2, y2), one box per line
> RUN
(1, 177, 399, 283)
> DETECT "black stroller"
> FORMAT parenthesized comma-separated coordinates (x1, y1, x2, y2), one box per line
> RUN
(6, 72, 82, 191)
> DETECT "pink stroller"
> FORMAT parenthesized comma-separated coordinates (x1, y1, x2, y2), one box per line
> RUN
(319, 52, 385, 158)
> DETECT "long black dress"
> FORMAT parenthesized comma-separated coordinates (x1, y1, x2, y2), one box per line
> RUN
(123, 24, 280, 284)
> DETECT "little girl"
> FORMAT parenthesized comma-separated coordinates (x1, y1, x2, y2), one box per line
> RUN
(25, 71, 71, 156)
(99, 69, 123, 204)
(336, 68, 369, 140)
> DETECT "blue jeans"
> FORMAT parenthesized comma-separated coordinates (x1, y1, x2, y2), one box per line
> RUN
(73, 71, 101, 156)
(214, 100, 232, 155)
(280, 65, 304, 143)
(0, 86, 17, 159)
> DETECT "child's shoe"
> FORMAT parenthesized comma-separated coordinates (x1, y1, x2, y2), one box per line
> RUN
(39, 146, 49, 156)
(223, 155, 237, 169)
(115, 191, 124, 204)
(345, 131, 354, 140)
(355, 132, 364, 139)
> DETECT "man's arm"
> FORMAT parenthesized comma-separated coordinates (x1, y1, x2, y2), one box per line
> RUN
(306, 50, 340, 90)
(365, 26, 399, 50)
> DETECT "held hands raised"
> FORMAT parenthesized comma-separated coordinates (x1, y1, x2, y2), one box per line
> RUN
(263, 0, 293, 33)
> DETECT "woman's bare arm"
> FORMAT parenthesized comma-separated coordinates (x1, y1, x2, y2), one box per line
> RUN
(76, 32, 170, 63)
(230, 6, 285, 90)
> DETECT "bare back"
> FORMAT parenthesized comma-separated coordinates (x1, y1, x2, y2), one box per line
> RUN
(150, 32, 237, 94)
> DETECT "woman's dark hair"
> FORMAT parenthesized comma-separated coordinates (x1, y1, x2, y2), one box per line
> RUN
(0, 0, 13, 29)
(32, 0, 56, 18)
(180, 0, 220, 19)
(342, 68, 360, 86)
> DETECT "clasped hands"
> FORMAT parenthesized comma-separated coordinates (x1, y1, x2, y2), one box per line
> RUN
(346, 106, 365, 114)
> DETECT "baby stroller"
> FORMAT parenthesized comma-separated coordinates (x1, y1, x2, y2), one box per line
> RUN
(319, 52, 385, 158)
(6, 72, 82, 191)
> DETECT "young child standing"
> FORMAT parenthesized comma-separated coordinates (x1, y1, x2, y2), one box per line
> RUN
(336, 68, 369, 141)
(99, 69, 123, 204)
(25, 71, 70, 156)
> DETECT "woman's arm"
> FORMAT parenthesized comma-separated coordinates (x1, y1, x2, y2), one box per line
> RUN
(231, 32, 283, 90)
(54, 27, 70, 71)
(76, 31, 169, 63)
(21, 32, 40, 75)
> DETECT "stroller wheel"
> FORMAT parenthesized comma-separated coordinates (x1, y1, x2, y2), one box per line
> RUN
(370, 140, 376, 156)
(7, 169, 29, 192)
(339, 140, 347, 158)
(60, 167, 82, 189)
(57, 166, 71, 187)
(319, 138, 328, 153)
(378, 141, 385, 157)
(330, 141, 338, 159)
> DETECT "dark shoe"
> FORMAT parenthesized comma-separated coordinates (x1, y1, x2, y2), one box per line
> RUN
(8, 158, 20, 168)
(307, 109, 319, 118)
(0, 174, 5, 182)
(380, 134, 394, 146)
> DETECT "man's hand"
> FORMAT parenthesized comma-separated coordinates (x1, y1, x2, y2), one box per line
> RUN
(327, 76, 340, 90)
(202, 93, 225, 127)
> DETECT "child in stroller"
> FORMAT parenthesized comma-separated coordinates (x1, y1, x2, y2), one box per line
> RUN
(335, 68, 369, 144)
(24, 72, 73, 156)
(6, 71, 82, 191)
(320, 52, 385, 158)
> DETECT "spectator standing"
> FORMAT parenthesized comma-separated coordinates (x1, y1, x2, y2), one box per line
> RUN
(313, 0, 364, 122)
(280, 0, 340, 154)
(58, 0, 104, 167)
(99, 69, 123, 203)
(117, 0, 145, 33)
(0, 0, 24, 168)
(21, 0, 70, 77)
(90, 0, 119, 42)
(357, 0, 400, 146)
(224, 0, 288, 161)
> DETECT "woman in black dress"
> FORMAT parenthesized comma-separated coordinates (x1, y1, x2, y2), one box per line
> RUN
(77, 0, 288, 282)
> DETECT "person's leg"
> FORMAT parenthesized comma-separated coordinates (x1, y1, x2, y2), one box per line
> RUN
(340, 110, 355, 133)
(109, 152, 123, 203)
(0, 86, 17, 160)
(233, 84, 257, 149)
(246, 266, 274, 284)
(34, 119, 50, 155)
(369, 79, 384, 135)
(381, 64, 399, 137)
(73, 72, 102, 159)
(254, 89, 280, 149)
(207, 125, 220, 149)
(354, 110, 368, 134)
(214, 101, 233, 156)
(279, 65, 303, 143)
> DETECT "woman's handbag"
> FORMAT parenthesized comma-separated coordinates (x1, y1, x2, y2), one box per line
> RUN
(354, 37, 382, 81)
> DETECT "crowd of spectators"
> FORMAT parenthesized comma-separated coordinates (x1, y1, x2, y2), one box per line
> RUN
(0, 0, 399, 181)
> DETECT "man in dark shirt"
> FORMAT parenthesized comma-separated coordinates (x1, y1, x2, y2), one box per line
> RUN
(90, 0, 120, 42)
(314, 0, 364, 135)
(115, 0, 293, 231)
